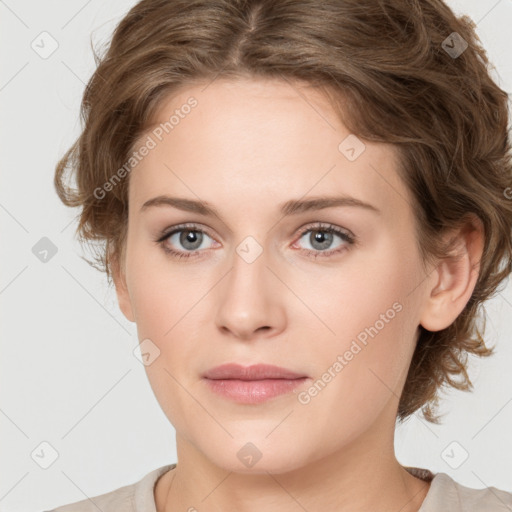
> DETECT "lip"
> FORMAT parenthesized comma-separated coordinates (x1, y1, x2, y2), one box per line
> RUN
(202, 364, 309, 404)
(202, 363, 307, 380)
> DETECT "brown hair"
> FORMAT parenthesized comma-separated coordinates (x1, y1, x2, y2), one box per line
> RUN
(54, 0, 512, 423)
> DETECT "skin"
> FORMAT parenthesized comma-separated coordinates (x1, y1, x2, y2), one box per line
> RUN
(111, 77, 484, 512)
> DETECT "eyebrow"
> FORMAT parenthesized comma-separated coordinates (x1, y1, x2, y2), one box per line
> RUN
(140, 194, 380, 217)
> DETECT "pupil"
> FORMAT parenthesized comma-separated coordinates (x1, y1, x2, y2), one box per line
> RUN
(181, 230, 202, 249)
(312, 230, 332, 250)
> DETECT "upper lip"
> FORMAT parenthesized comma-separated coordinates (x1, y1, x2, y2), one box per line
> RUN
(202, 363, 307, 380)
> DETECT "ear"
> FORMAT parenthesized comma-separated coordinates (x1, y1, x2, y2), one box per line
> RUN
(111, 250, 135, 323)
(419, 214, 484, 332)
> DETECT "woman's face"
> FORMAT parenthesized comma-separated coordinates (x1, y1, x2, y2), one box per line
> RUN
(114, 77, 434, 474)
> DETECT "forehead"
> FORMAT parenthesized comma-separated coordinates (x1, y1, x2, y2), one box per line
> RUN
(128, 77, 410, 225)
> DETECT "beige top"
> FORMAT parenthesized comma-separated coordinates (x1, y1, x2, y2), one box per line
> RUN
(45, 464, 512, 512)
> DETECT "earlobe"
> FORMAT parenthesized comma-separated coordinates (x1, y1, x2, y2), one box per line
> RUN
(111, 254, 136, 323)
(419, 215, 484, 332)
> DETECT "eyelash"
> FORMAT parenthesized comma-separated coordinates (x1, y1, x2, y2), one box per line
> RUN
(155, 222, 356, 261)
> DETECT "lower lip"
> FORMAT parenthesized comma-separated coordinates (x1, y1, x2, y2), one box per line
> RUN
(203, 378, 309, 404)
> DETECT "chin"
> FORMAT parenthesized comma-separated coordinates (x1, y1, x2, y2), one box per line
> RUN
(198, 436, 313, 475)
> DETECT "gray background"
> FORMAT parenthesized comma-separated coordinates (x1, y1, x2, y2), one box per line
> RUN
(1, 1, 511, 511)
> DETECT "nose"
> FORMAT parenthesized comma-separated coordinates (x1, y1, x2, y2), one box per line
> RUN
(214, 243, 286, 341)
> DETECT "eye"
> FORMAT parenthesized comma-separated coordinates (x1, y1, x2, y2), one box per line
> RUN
(155, 222, 356, 261)
(293, 223, 355, 258)
(156, 223, 217, 260)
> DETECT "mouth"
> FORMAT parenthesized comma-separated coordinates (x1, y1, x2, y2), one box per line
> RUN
(202, 363, 310, 404)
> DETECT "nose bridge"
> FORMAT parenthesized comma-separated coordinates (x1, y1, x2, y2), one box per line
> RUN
(235, 234, 266, 267)
(227, 234, 270, 300)
(214, 233, 283, 338)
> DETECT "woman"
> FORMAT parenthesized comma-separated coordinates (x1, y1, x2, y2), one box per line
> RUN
(49, 0, 512, 510)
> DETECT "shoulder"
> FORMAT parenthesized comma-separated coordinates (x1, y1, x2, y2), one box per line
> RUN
(44, 464, 175, 512)
(420, 470, 512, 512)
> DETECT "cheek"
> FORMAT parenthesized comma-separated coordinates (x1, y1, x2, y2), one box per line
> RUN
(294, 288, 418, 449)
(125, 239, 191, 332)
(301, 244, 417, 342)
(302, 245, 421, 397)
(125, 242, 208, 361)
(126, 261, 206, 432)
